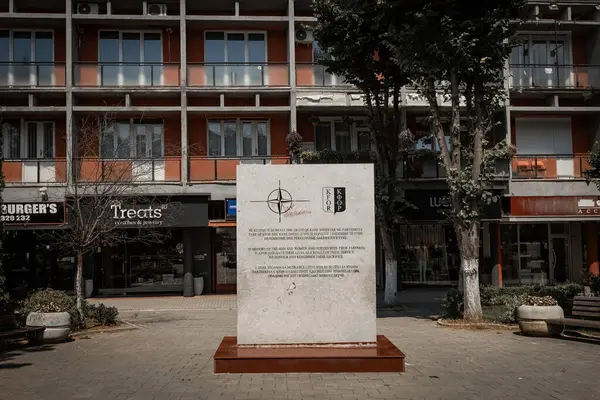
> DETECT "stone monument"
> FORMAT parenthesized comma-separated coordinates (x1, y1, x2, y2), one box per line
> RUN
(214, 164, 404, 373)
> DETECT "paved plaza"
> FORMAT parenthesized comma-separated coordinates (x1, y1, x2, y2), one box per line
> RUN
(1, 295, 600, 400)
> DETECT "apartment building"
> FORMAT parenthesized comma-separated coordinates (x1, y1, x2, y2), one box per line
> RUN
(0, 0, 598, 298)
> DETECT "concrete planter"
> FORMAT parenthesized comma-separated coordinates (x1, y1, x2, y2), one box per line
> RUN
(193, 277, 204, 296)
(26, 312, 71, 343)
(517, 305, 564, 337)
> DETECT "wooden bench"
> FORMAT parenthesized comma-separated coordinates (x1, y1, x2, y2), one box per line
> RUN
(547, 296, 600, 332)
(0, 314, 45, 347)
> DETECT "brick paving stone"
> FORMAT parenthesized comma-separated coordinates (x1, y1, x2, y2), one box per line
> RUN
(2, 306, 600, 400)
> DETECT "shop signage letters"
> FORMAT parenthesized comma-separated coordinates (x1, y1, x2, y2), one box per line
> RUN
(404, 190, 502, 221)
(1, 202, 66, 225)
(111, 203, 166, 220)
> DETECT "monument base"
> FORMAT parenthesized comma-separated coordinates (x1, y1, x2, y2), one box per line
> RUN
(214, 335, 405, 373)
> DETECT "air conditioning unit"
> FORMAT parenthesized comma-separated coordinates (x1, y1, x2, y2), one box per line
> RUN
(76, 3, 99, 14)
(295, 29, 314, 44)
(147, 3, 167, 16)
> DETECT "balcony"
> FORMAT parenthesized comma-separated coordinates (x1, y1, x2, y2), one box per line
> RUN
(512, 154, 590, 179)
(2, 159, 67, 184)
(0, 62, 66, 87)
(187, 63, 289, 87)
(296, 63, 351, 87)
(509, 64, 599, 89)
(74, 63, 180, 87)
(189, 156, 291, 181)
(74, 158, 181, 182)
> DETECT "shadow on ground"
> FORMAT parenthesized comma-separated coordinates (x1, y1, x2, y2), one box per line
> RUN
(0, 343, 56, 369)
(377, 287, 449, 320)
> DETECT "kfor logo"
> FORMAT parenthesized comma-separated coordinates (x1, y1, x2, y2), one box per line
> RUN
(322, 187, 347, 214)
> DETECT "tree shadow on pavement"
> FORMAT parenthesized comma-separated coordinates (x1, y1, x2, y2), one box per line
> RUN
(376, 287, 449, 320)
(0, 343, 55, 369)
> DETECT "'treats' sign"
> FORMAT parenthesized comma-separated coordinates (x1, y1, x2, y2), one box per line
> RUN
(1, 202, 66, 225)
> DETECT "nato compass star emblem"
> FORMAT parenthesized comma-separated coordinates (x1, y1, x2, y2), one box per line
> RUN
(251, 180, 309, 223)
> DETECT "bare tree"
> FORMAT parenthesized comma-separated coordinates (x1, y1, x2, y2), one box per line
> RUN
(57, 111, 183, 323)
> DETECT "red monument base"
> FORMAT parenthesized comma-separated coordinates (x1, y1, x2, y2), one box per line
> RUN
(214, 335, 405, 373)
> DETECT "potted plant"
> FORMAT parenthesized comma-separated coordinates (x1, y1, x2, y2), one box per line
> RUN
(517, 295, 564, 337)
(193, 273, 205, 296)
(23, 288, 72, 343)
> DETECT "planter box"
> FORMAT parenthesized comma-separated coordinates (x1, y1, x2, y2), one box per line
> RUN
(26, 312, 71, 343)
(517, 305, 564, 337)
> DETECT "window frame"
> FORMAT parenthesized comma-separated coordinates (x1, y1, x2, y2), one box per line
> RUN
(206, 119, 271, 157)
(97, 29, 164, 86)
(0, 29, 55, 86)
(23, 120, 56, 159)
(99, 118, 165, 159)
(313, 117, 372, 152)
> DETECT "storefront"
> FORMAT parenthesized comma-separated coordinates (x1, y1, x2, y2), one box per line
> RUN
(1, 202, 73, 298)
(502, 196, 600, 286)
(90, 195, 210, 296)
(401, 189, 504, 287)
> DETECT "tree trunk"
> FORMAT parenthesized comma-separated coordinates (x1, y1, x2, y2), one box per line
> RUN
(75, 252, 84, 325)
(456, 221, 483, 321)
(380, 224, 398, 307)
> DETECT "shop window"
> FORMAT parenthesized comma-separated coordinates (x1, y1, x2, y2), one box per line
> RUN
(100, 120, 164, 159)
(215, 227, 236, 288)
(501, 224, 551, 286)
(397, 224, 460, 284)
(207, 119, 269, 157)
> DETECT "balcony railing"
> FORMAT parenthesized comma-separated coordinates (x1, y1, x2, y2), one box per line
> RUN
(188, 156, 291, 181)
(187, 63, 289, 87)
(74, 158, 181, 182)
(0, 62, 66, 87)
(2, 159, 67, 184)
(296, 63, 351, 87)
(73, 63, 180, 87)
(509, 64, 599, 89)
(512, 154, 590, 179)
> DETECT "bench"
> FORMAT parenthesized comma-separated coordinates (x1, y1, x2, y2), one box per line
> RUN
(547, 296, 600, 332)
(0, 314, 45, 347)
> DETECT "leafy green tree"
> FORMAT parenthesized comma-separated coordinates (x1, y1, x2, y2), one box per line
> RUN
(313, 0, 524, 318)
(312, 0, 414, 306)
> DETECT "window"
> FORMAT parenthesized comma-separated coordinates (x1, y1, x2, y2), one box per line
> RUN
(314, 119, 371, 152)
(1, 121, 54, 159)
(205, 31, 266, 86)
(510, 34, 570, 88)
(100, 120, 164, 159)
(0, 30, 54, 86)
(415, 134, 452, 152)
(207, 120, 269, 157)
(2, 122, 20, 159)
(25, 121, 55, 158)
(99, 31, 162, 86)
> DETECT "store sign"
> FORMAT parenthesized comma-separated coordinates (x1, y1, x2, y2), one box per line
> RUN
(577, 198, 600, 215)
(511, 196, 600, 217)
(225, 198, 237, 219)
(1, 202, 66, 225)
(404, 189, 502, 221)
(108, 201, 207, 228)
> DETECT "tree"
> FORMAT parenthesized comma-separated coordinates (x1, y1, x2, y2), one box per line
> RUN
(393, 0, 524, 320)
(313, 0, 524, 317)
(58, 113, 177, 323)
(312, 0, 415, 306)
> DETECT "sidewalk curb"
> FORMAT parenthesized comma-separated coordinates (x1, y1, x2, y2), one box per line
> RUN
(437, 318, 518, 330)
(70, 324, 139, 338)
